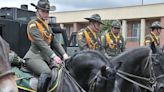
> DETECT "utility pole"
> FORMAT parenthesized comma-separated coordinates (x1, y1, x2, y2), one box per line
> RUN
(141, 0, 143, 6)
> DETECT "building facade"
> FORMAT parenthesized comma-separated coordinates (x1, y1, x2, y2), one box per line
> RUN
(50, 3, 164, 48)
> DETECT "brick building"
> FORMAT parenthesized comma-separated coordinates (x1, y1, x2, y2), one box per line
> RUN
(50, 3, 164, 48)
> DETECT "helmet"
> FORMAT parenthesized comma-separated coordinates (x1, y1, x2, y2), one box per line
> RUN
(111, 20, 121, 29)
(85, 14, 103, 24)
(150, 21, 164, 29)
(31, 0, 52, 11)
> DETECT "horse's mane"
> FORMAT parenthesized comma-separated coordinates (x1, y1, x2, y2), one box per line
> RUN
(156, 47, 164, 73)
(111, 47, 150, 65)
(68, 50, 112, 67)
(0, 36, 10, 72)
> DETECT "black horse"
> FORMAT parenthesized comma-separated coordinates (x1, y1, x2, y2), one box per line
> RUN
(111, 45, 164, 92)
(37, 64, 86, 92)
(66, 50, 116, 92)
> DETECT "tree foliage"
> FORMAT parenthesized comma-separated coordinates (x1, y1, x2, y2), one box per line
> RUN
(100, 20, 112, 33)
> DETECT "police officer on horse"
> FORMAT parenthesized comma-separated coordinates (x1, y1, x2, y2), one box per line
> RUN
(144, 21, 164, 47)
(24, 0, 69, 86)
(102, 20, 125, 57)
(76, 14, 103, 51)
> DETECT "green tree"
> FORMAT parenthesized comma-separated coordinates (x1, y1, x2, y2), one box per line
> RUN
(100, 20, 112, 33)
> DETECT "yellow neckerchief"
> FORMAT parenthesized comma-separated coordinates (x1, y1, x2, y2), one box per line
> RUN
(150, 32, 158, 46)
(37, 17, 49, 30)
(151, 32, 158, 41)
(111, 31, 120, 43)
(83, 27, 97, 49)
(105, 32, 111, 46)
(27, 17, 52, 44)
(87, 26, 97, 39)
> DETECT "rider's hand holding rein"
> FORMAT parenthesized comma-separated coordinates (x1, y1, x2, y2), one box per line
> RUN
(51, 54, 62, 64)
(50, 54, 62, 69)
(63, 53, 70, 61)
(50, 53, 70, 68)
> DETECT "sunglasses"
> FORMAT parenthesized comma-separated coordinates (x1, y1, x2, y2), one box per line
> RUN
(114, 27, 120, 30)
(42, 10, 49, 13)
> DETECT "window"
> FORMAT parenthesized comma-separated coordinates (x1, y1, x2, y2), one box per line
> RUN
(127, 23, 140, 41)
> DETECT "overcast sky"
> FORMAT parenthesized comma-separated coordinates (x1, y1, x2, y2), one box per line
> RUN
(0, 0, 164, 12)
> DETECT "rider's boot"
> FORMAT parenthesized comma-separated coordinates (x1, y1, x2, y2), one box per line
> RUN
(37, 72, 51, 92)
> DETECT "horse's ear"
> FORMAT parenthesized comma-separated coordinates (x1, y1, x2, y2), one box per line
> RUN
(150, 42, 156, 53)
(101, 66, 107, 77)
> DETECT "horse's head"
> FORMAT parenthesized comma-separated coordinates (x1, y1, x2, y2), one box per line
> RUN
(101, 66, 116, 79)
(66, 50, 116, 92)
(148, 43, 164, 92)
(0, 36, 18, 92)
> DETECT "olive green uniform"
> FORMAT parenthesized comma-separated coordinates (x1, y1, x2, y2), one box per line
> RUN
(102, 20, 125, 57)
(76, 14, 103, 51)
(102, 31, 125, 57)
(144, 21, 163, 47)
(144, 32, 160, 47)
(24, 17, 66, 76)
(76, 27, 102, 51)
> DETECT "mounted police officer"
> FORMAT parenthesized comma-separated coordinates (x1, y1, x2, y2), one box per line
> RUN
(76, 14, 103, 51)
(102, 20, 125, 57)
(144, 21, 164, 47)
(24, 0, 69, 84)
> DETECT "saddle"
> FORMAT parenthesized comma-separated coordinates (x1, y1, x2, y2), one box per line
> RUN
(11, 65, 62, 92)
(9, 51, 62, 92)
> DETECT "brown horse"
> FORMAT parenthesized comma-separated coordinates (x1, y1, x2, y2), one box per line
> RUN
(0, 36, 18, 92)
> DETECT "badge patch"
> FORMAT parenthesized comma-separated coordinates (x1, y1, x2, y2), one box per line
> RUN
(145, 40, 150, 43)
(77, 32, 83, 40)
(119, 40, 122, 43)
(110, 40, 113, 43)
(29, 24, 36, 28)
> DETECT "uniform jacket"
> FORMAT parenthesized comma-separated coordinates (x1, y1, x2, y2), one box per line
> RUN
(76, 26, 102, 51)
(144, 32, 160, 47)
(102, 31, 125, 56)
(24, 17, 65, 62)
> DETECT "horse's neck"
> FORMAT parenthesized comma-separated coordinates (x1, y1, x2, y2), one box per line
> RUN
(118, 49, 150, 74)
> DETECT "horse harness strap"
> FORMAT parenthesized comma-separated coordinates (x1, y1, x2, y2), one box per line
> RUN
(63, 67, 86, 92)
(0, 70, 15, 78)
(117, 50, 164, 92)
(117, 70, 154, 92)
(47, 67, 63, 92)
(88, 71, 101, 92)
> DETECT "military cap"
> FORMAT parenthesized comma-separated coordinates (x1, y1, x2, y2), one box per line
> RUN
(31, 0, 55, 11)
(150, 21, 164, 29)
(111, 20, 121, 29)
(85, 14, 103, 24)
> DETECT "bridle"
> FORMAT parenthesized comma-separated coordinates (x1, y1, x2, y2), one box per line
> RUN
(88, 71, 101, 92)
(88, 67, 111, 92)
(117, 50, 164, 92)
